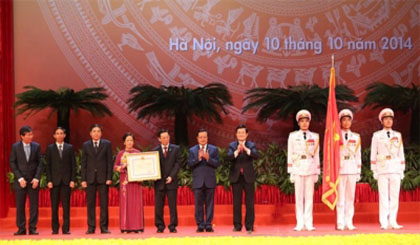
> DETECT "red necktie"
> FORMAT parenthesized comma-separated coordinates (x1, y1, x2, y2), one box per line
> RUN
(163, 146, 167, 158)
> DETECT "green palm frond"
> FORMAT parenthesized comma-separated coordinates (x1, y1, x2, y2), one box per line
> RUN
(363, 82, 420, 144)
(14, 86, 112, 142)
(242, 84, 358, 122)
(15, 86, 61, 117)
(128, 83, 233, 145)
(128, 83, 233, 122)
(362, 82, 419, 113)
(15, 86, 112, 117)
(190, 83, 232, 122)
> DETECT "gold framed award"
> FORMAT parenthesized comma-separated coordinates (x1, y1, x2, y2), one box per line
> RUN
(126, 151, 161, 181)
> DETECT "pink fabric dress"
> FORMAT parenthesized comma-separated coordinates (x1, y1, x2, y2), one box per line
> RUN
(114, 149, 144, 232)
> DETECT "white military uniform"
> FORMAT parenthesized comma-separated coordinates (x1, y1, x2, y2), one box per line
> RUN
(288, 111, 320, 231)
(370, 108, 405, 229)
(337, 129, 361, 230)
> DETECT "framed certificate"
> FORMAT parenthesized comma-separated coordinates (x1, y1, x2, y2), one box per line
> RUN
(126, 151, 161, 181)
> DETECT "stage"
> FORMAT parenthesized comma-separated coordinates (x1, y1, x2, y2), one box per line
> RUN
(1, 203, 419, 243)
(0, 224, 420, 239)
(0, 226, 419, 245)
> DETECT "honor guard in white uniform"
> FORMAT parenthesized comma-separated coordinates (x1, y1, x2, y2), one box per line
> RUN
(370, 108, 405, 230)
(336, 109, 361, 231)
(287, 110, 320, 231)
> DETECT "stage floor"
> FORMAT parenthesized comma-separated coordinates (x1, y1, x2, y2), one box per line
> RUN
(1, 224, 419, 240)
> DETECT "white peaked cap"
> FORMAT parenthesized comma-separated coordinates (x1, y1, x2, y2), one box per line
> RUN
(339, 109, 353, 120)
(379, 108, 394, 122)
(296, 109, 311, 122)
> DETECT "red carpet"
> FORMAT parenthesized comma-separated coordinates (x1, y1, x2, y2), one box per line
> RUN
(1, 202, 419, 230)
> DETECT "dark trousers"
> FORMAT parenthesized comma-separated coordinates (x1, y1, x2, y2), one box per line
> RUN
(50, 183, 71, 232)
(15, 182, 39, 231)
(232, 174, 255, 231)
(194, 186, 215, 229)
(154, 188, 178, 230)
(86, 183, 108, 231)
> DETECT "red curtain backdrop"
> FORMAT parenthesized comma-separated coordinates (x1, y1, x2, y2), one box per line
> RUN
(0, 0, 14, 218)
(7, 184, 420, 208)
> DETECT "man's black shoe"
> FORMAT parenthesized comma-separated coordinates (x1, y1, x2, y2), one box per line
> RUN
(14, 230, 26, 236)
(206, 227, 214, 232)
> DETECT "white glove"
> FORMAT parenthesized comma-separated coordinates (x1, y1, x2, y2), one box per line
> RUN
(290, 174, 295, 183)
(373, 172, 378, 180)
(400, 172, 405, 180)
(356, 175, 360, 182)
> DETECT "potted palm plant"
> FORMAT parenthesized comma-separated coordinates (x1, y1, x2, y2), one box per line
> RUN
(14, 86, 112, 142)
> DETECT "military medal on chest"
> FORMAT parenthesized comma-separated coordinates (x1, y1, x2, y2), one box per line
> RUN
(343, 136, 359, 161)
(385, 134, 400, 161)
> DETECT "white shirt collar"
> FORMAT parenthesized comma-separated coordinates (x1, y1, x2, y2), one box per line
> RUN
(92, 139, 100, 145)
(22, 142, 30, 147)
(299, 130, 310, 137)
(199, 144, 207, 150)
(161, 144, 169, 149)
(56, 142, 64, 148)
(342, 129, 351, 135)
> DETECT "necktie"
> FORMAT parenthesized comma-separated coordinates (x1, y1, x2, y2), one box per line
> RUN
(163, 146, 167, 158)
(387, 131, 390, 138)
(303, 132, 307, 140)
(94, 142, 98, 153)
(345, 133, 348, 141)
(24, 144, 30, 162)
(59, 145, 63, 158)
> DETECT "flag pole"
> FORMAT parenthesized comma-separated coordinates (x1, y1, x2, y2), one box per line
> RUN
(332, 53, 338, 230)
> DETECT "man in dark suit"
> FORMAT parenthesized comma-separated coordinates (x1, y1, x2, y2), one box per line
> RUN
(9, 126, 43, 235)
(188, 129, 220, 233)
(226, 124, 258, 233)
(153, 129, 182, 233)
(45, 127, 76, 235)
(81, 124, 113, 234)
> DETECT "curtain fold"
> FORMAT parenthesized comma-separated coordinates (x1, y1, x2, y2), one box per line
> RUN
(0, 0, 15, 218)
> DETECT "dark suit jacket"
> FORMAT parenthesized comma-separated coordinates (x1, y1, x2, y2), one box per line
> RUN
(153, 144, 182, 190)
(188, 144, 220, 189)
(45, 143, 76, 185)
(9, 141, 43, 188)
(81, 139, 113, 184)
(226, 141, 259, 183)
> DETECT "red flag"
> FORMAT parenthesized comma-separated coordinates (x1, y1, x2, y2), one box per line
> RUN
(321, 66, 342, 210)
